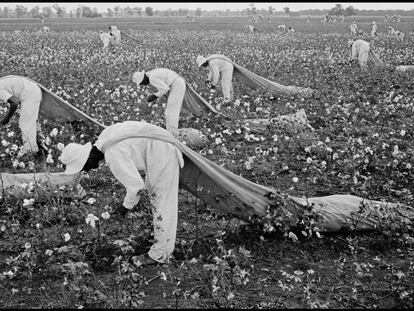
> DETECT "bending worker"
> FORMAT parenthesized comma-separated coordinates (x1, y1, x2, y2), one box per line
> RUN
(348, 39, 370, 68)
(0, 75, 44, 156)
(60, 120, 184, 267)
(99, 31, 111, 51)
(132, 68, 186, 136)
(109, 25, 121, 43)
(196, 54, 234, 104)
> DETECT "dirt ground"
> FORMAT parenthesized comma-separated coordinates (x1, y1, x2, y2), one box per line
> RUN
(1, 189, 413, 309)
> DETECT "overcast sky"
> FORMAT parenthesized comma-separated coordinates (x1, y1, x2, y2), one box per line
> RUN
(4, 2, 414, 12)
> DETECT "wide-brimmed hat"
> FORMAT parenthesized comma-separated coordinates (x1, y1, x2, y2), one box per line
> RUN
(196, 55, 207, 67)
(132, 70, 145, 85)
(60, 142, 92, 175)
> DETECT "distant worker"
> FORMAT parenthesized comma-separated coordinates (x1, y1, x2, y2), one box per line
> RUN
(306, 16, 311, 23)
(246, 24, 255, 33)
(278, 24, 286, 32)
(109, 25, 121, 43)
(395, 30, 405, 41)
(371, 21, 377, 37)
(196, 54, 234, 104)
(99, 31, 111, 51)
(287, 26, 295, 33)
(132, 68, 186, 136)
(40, 15, 45, 23)
(348, 39, 370, 68)
(350, 21, 358, 35)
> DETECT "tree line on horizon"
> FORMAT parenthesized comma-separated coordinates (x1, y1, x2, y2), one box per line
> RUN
(0, 3, 413, 19)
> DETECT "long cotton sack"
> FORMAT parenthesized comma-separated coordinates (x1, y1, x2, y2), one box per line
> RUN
(78, 121, 414, 233)
(288, 194, 414, 232)
(205, 55, 314, 97)
(98, 124, 414, 232)
(368, 49, 385, 67)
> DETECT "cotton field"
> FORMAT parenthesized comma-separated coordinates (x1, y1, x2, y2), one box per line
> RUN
(0, 15, 413, 309)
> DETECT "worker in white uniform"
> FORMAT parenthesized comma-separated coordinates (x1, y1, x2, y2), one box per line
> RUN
(60, 121, 184, 267)
(109, 25, 121, 43)
(246, 24, 255, 33)
(99, 31, 111, 51)
(0, 75, 43, 155)
(371, 21, 377, 37)
(395, 30, 405, 41)
(132, 68, 186, 137)
(196, 54, 234, 104)
(350, 21, 358, 35)
(349, 39, 370, 68)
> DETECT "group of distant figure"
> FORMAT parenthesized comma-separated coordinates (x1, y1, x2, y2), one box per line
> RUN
(185, 15, 198, 23)
(350, 21, 405, 40)
(320, 15, 345, 23)
(245, 23, 295, 33)
(247, 14, 271, 24)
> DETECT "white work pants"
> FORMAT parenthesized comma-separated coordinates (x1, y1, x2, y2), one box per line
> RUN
(221, 67, 234, 103)
(19, 85, 42, 154)
(358, 50, 369, 68)
(165, 77, 186, 136)
(102, 38, 109, 50)
(145, 140, 181, 263)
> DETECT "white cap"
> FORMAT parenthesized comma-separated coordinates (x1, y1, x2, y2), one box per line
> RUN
(196, 55, 207, 67)
(60, 142, 92, 175)
(132, 70, 145, 84)
(372, 21, 376, 24)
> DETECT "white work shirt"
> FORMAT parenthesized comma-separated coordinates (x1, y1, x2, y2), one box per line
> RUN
(0, 76, 35, 102)
(351, 39, 370, 59)
(206, 54, 234, 86)
(111, 29, 121, 42)
(146, 68, 181, 98)
(95, 121, 184, 209)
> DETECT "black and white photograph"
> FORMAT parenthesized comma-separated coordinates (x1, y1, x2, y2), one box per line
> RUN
(0, 1, 414, 308)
